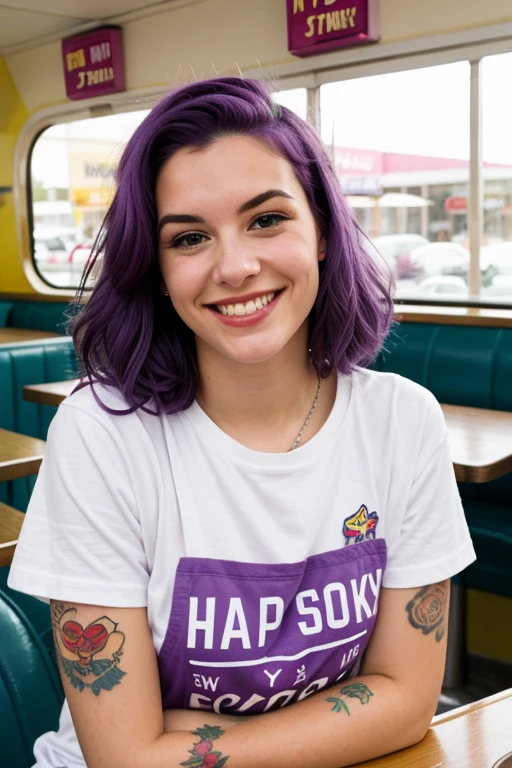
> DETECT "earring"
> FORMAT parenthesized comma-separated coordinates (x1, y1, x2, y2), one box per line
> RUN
(163, 290, 169, 296)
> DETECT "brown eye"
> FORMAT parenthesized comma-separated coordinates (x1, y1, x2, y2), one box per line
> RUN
(251, 213, 288, 230)
(172, 232, 207, 248)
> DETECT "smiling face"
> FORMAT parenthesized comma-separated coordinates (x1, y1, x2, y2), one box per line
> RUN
(156, 134, 325, 370)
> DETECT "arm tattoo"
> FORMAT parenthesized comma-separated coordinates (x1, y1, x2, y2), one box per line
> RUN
(180, 724, 230, 767)
(51, 602, 126, 695)
(327, 682, 373, 715)
(405, 581, 448, 642)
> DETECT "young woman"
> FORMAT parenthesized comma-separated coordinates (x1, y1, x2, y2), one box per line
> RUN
(9, 77, 475, 768)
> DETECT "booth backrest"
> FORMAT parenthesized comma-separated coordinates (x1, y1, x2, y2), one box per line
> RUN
(0, 591, 63, 768)
(373, 322, 512, 410)
(0, 336, 78, 656)
(0, 300, 71, 335)
(373, 321, 512, 598)
(0, 336, 77, 511)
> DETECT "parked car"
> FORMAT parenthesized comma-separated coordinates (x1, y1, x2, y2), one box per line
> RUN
(370, 234, 429, 262)
(417, 276, 468, 296)
(368, 234, 429, 279)
(34, 229, 76, 266)
(409, 242, 470, 277)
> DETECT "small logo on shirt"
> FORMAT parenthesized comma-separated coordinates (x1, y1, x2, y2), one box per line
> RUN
(342, 504, 379, 545)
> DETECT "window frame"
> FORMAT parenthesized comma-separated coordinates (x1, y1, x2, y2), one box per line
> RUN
(16, 22, 512, 308)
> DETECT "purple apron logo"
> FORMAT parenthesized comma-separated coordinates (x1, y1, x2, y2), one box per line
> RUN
(158, 539, 386, 715)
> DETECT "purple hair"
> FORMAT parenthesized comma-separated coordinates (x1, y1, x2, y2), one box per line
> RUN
(72, 77, 393, 414)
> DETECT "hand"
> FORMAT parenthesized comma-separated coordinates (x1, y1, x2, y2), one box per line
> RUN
(163, 708, 247, 733)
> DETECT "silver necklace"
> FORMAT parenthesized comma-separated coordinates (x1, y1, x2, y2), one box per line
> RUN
(289, 372, 321, 451)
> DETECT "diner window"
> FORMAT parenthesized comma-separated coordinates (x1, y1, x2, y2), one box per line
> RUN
(272, 87, 308, 121)
(481, 52, 512, 302)
(320, 63, 471, 301)
(30, 109, 149, 288)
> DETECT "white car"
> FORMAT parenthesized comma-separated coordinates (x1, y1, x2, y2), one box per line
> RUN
(417, 276, 468, 296)
(34, 230, 76, 266)
(409, 242, 470, 277)
(370, 234, 429, 264)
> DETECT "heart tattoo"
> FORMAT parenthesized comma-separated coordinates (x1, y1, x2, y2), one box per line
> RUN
(51, 603, 126, 696)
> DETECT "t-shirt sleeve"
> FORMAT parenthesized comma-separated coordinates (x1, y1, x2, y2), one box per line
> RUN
(383, 393, 476, 588)
(7, 401, 149, 607)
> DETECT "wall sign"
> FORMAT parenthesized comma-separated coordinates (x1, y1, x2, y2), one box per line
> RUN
(286, 0, 379, 58)
(62, 26, 125, 101)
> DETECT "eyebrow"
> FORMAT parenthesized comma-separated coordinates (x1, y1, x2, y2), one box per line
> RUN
(157, 189, 294, 236)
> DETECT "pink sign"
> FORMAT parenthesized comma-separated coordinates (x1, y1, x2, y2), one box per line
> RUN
(286, 0, 380, 58)
(61, 26, 125, 101)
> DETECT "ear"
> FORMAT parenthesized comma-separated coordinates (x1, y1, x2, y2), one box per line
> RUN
(318, 237, 327, 262)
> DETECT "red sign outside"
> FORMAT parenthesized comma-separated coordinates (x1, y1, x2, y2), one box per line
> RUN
(286, 0, 380, 58)
(61, 26, 125, 101)
(444, 196, 468, 213)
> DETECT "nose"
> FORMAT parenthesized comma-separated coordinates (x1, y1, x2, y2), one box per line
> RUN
(211, 238, 261, 287)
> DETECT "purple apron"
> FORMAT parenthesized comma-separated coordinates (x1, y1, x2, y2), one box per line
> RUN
(158, 541, 386, 715)
(158, 424, 387, 715)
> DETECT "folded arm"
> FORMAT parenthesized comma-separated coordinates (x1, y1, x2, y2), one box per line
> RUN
(51, 580, 449, 768)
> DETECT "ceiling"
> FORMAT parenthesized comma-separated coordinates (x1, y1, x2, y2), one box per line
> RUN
(0, 0, 183, 55)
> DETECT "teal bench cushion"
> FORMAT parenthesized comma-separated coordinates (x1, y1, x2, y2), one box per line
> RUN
(375, 322, 512, 410)
(0, 337, 78, 658)
(7, 301, 70, 335)
(0, 591, 63, 768)
(0, 301, 13, 326)
(374, 321, 512, 598)
(0, 337, 77, 511)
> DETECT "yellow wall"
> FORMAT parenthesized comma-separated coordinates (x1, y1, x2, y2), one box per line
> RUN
(0, 56, 31, 292)
(468, 589, 512, 663)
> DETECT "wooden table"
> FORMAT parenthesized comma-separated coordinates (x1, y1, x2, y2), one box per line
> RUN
(441, 404, 512, 483)
(358, 688, 512, 767)
(0, 502, 25, 568)
(23, 379, 77, 407)
(0, 428, 46, 482)
(0, 328, 61, 344)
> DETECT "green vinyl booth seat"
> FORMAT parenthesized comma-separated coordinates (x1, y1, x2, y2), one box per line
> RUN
(0, 299, 70, 335)
(0, 591, 64, 768)
(0, 336, 77, 671)
(373, 321, 512, 599)
(0, 336, 77, 510)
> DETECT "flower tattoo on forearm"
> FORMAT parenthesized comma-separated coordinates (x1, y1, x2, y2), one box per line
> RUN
(180, 725, 230, 768)
(327, 682, 373, 715)
(405, 581, 448, 642)
(51, 602, 126, 695)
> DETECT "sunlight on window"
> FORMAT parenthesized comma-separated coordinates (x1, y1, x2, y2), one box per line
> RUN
(30, 110, 150, 289)
(480, 53, 512, 301)
(272, 88, 308, 121)
(321, 63, 473, 302)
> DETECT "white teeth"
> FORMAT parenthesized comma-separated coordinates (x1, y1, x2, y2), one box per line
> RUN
(216, 291, 277, 317)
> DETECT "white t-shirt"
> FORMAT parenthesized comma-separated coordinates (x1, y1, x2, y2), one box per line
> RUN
(8, 368, 476, 768)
